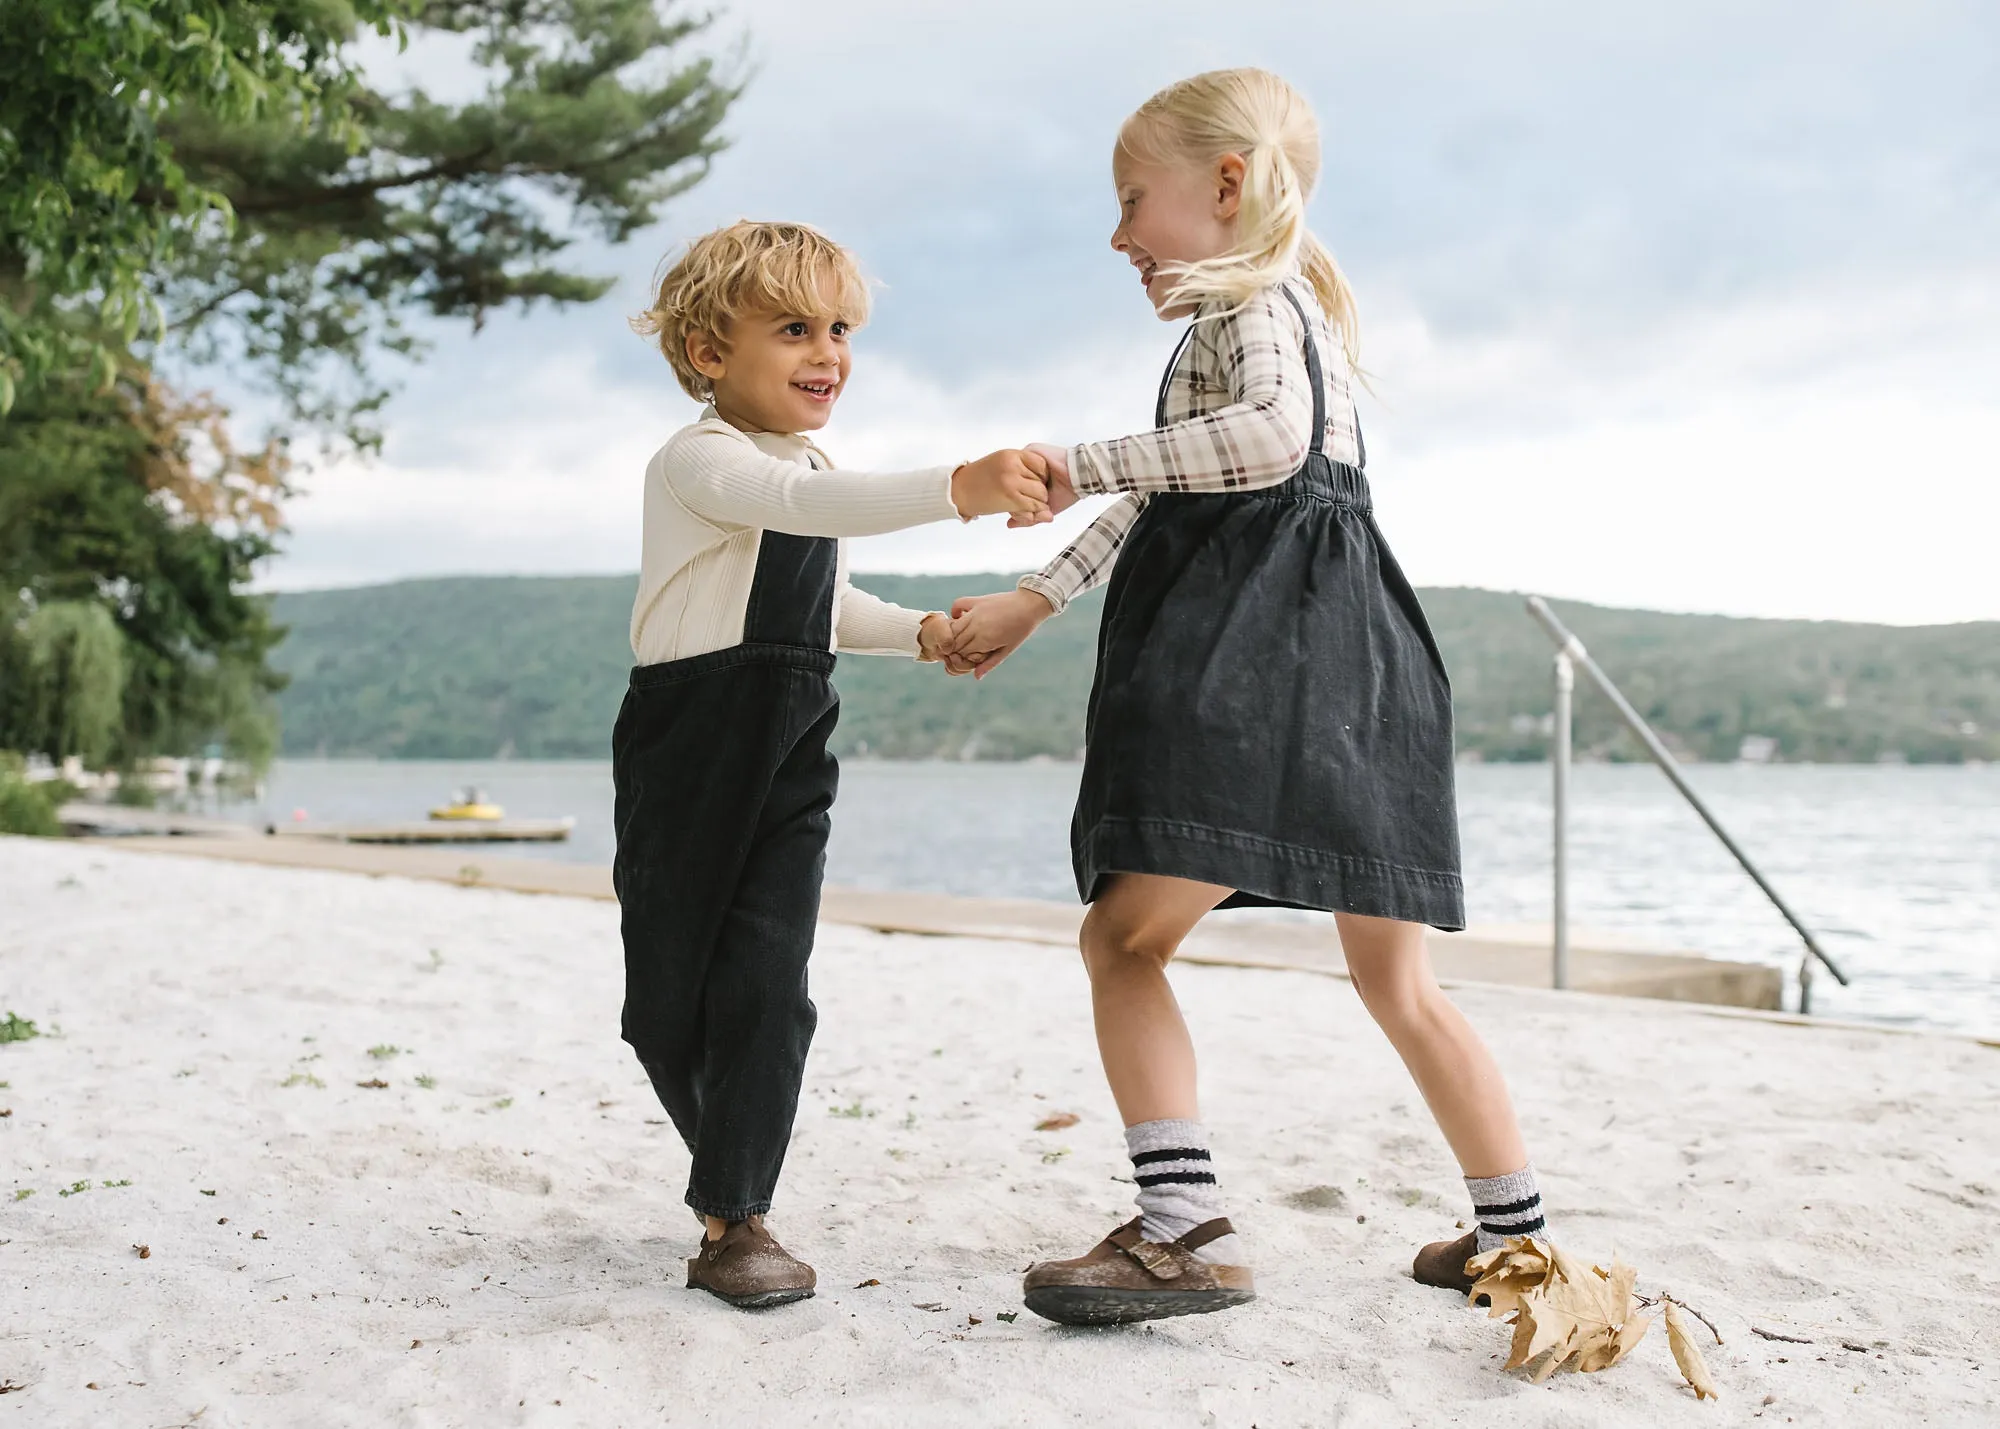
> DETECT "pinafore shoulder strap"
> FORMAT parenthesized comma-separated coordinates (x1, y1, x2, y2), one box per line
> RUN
(1156, 282, 1357, 465)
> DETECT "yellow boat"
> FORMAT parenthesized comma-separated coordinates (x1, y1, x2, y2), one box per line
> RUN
(429, 786, 504, 821)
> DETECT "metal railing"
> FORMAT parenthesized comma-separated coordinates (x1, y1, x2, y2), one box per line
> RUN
(1524, 596, 1850, 1013)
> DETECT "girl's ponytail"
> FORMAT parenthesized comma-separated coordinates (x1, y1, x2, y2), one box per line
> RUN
(1121, 68, 1361, 372)
(1297, 232, 1361, 375)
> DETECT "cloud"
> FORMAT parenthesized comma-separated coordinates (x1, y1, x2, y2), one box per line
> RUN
(257, 0, 2000, 623)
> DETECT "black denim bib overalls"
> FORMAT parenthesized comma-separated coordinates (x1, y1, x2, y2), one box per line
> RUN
(611, 523, 840, 1221)
(1072, 286, 1466, 929)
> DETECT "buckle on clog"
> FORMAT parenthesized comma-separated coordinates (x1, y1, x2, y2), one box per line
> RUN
(1125, 1240, 1183, 1280)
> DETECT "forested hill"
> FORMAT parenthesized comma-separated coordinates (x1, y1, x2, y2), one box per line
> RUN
(267, 576, 1999, 764)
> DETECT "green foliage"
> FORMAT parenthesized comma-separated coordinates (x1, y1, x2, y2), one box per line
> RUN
(19, 601, 127, 765)
(3, 2, 739, 443)
(0, 1011, 42, 1044)
(268, 575, 2000, 765)
(1421, 589, 2000, 764)
(167, 0, 737, 447)
(0, 0, 406, 408)
(0, 377, 285, 767)
(0, 752, 68, 836)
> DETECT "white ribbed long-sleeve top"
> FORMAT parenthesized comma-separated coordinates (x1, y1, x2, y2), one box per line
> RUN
(630, 411, 963, 666)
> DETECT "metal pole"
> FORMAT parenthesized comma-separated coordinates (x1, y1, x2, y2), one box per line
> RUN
(1553, 650, 1573, 990)
(1524, 596, 1850, 989)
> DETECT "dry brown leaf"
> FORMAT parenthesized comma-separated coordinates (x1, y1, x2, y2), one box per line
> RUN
(1035, 1112, 1080, 1131)
(1665, 1298, 1720, 1401)
(1469, 1237, 1651, 1383)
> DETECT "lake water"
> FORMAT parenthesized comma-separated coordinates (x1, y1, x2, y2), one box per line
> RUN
(221, 760, 1999, 1039)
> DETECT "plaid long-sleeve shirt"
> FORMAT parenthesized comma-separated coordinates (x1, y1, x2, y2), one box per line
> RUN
(1018, 275, 1362, 614)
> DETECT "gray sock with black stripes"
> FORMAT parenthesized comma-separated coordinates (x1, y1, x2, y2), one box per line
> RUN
(1467, 1165, 1547, 1252)
(1125, 1119, 1246, 1265)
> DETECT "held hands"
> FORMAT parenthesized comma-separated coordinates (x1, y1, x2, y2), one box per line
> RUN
(934, 588, 1056, 679)
(952, 449, 1053, 524)
(925, 440, 1066, 675)
(916, 612, 953, 663)
(1009, 443, 1078, 528)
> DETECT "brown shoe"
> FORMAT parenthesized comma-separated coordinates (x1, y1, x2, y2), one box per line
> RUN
(686, 1215, 816, 1309)
(1022, 1217, 1255, 1326)
(1412, 1228, 1484, 1298)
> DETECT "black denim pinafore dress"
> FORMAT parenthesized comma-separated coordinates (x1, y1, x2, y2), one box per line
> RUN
(1072, 286, 1466, 929)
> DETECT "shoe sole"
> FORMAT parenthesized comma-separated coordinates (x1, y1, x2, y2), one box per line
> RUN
(1023, 1286, 1255, 1326)
(690, 1282, 815, 1310)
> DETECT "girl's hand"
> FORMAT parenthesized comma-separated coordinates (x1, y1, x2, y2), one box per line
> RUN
(941, 589, 1055, 679)
(1025, 443, 1078, 515)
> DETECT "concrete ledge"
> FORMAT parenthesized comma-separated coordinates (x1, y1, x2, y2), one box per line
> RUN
(82, 834, 1783, 1011)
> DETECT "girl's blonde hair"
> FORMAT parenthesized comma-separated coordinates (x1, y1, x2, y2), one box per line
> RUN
(632, 220, 870, 400)
(1120, 68, 1361, 371)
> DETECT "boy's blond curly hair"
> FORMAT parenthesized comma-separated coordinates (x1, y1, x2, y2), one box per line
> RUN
(632, 221, 871, 401)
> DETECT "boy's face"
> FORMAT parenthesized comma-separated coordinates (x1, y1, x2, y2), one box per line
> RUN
(688, 301, 855, 434)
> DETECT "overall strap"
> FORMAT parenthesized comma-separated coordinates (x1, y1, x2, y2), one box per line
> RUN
(1275, 283, 1327, 458)
(741, 449, 838, 650)
(1153, 323, 1199, 429)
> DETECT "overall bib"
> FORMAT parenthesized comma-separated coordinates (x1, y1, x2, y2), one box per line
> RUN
(1072, 287, 1466, 929)
(612, 528, 840, 1221)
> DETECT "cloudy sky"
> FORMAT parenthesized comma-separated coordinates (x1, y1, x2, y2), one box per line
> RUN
(264, 0, 1999, 625)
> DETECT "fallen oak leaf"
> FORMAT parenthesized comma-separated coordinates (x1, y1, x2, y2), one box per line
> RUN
(1665, 1297, 1720, 1401)
(356, 1078, 390, 1089)
(1035, 1112, 1080, 1132)
(1470, 1237, 1651, 1383)
(133, 1244, 151, 1259)
(854, 1278, 881, 1288)
(967, 1315, 982, 1326)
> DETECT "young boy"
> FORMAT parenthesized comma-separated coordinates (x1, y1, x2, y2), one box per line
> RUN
(617, 221, 1049, 1308)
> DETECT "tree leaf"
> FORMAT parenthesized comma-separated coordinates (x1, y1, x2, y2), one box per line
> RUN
(1469, 1236, 1652, 1383)
(1665, 1298, 1720, 1401)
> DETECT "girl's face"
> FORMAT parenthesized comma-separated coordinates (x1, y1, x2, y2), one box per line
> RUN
(1110, 145, 1246, 319)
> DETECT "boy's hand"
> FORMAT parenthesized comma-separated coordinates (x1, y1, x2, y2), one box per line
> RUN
(940, 588, 1056, 679)
(1008, 443, 1077, 528)
(952, 449, 1051, 523)
(916, 611, 952, 663)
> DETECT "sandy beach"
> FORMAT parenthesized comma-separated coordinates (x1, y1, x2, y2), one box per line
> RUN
(3, 835, 1997, 1427)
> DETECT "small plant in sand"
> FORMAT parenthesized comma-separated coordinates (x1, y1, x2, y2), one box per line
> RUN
(414, 1074, 437, 1090)
(12, 1189, 33, 1202)
(828, 1099, 873, 1119)
(280, 1072, 325, 1089)
(0, 1012, 40, 1044)
(367, 1045, 402, 1060)
(1467, 1238, 1719, 1400)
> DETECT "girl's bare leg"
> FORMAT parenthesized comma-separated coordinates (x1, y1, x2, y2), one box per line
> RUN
(1079, 873, 1234, 1125)
(1335, 911, 1527, 1177)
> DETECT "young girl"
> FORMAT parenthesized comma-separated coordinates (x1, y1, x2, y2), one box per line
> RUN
(946, 68, 1547, 1325)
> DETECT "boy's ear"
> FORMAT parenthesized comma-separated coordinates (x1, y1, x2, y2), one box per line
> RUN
(1214, 153, 1247, 220)
(686, 327, 729, 384)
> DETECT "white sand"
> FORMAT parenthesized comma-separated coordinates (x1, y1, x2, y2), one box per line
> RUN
(3, 837, 1998, 1428)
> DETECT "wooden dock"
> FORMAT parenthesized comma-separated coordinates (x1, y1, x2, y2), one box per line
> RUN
(77, 833, 1784, 1012)
(57, 803, 574, 844)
